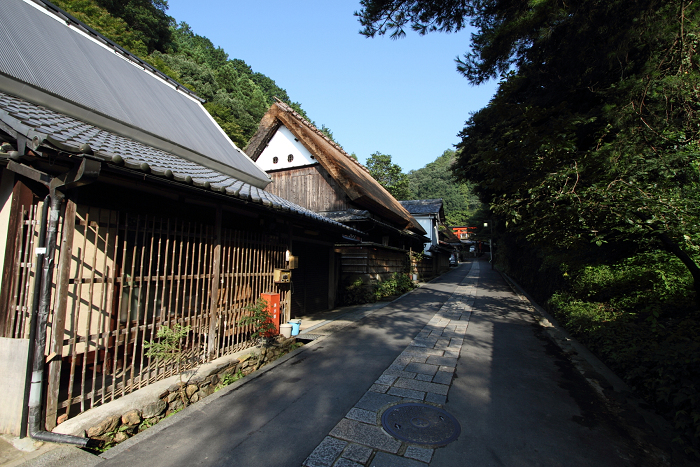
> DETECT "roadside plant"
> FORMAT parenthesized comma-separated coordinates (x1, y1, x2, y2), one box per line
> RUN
(375, 272, 416, 300)
(239, 298, 276, 344)
(342, 278, 377, 305)
(408, 250, 426, 274)
(145, 323, 191, 405)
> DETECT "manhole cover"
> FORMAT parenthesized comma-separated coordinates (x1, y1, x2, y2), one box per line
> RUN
(381, 403, 461, 447)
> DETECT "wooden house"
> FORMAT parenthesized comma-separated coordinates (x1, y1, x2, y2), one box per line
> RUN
(0, 0, 360, 434)
(245, 101, 428, 304)
(399, 199, 455, 277)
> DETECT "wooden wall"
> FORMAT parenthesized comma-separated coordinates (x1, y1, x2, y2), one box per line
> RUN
(266, 165, 347, 213)
(337, 246, 407, 284)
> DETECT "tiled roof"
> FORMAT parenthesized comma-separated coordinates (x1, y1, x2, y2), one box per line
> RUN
(399, 199, 444, 215)
(0, 91, 361, 234)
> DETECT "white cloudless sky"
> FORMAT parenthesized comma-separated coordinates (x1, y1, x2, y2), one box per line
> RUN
(166, 0, 498, 172)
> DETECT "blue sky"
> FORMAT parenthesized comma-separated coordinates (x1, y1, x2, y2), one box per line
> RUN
(166, 0, 498, 172)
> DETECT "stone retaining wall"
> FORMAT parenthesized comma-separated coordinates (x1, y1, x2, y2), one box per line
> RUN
(83, 337, 299, 448)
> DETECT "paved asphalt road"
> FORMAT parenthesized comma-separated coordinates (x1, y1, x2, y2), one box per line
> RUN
(29, 259, 670, 467)
(98, 264, 470, 467)
(431, 261, 646, 467)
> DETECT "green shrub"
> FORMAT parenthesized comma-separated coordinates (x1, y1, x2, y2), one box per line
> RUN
(375, 273, 416, 301)
(239, 298, 276, 343)
(342, 278, 377, 305)
(547, 251, 699, 456)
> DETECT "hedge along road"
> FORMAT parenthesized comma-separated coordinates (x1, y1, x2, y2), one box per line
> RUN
(98, 264, 472, 467)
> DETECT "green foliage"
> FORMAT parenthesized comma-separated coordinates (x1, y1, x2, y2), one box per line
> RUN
(96, 0, 173, 53)
(239, 298, 276, 343)
(144, 323, 191, 365)
(547, 252, 699, 454)
(216, 368, 245, 391)
(144, 323, 191, 404)
(342, 278, 378, 305)
(52, 0, 150, 56)
(366, 152, 413, 200)
(407, 149, 484, 225)
(374, 273, 416, 300)
(343, 273, 416, 305)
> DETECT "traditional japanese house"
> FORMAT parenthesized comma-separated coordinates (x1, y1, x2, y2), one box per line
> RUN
(0, 0, 360, 435)
(399, 199, 454, 277)
(245, 100, 428, 307)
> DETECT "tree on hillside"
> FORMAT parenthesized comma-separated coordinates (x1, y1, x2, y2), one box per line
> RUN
(408, 149, 481, 225)
(97, 0, 173, 53)
(366, 152, 414, 200)
(357, 0, 700, 304)
(52, 0, 150, 56)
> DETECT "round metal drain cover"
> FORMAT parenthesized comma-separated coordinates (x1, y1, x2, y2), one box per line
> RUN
(381, 403, 461, 447)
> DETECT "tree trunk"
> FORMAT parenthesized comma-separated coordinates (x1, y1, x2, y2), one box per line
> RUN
(657, 232, 700, 310)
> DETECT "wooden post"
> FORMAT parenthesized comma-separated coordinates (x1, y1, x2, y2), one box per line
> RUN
(45, 199, 76, 430)
(207, 207, 222, 360)
(285, 224, 293, 323)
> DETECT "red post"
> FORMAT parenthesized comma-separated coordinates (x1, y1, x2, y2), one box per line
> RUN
(260, 292, 281, 336)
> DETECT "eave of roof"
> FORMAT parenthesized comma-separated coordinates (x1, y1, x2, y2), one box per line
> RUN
(0, 90, 362, 236)
(322, 209, 429, 244)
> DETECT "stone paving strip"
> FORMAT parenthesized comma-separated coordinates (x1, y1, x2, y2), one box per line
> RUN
(303, 262, 480, 467)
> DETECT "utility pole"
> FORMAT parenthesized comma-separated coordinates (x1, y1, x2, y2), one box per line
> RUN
(484, 221, 494, 270)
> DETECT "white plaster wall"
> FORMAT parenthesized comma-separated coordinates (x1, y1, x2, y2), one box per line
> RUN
(257, 125, 318, 171)
(415, 215, 437, 255)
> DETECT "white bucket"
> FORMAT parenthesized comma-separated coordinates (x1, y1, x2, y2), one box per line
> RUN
(280, 323, 293, 338)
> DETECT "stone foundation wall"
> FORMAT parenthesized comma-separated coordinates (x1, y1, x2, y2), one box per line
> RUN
(83, 337, 299, 448)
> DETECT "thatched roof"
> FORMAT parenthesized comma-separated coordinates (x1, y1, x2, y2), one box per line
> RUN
(245, 100, 426, 235)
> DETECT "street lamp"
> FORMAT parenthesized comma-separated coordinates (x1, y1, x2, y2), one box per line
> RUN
(484, 221, 493, 269)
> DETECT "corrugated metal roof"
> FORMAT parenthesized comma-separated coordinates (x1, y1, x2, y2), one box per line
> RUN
(0, 90, 361, 234)
(0, 0, 270, 188)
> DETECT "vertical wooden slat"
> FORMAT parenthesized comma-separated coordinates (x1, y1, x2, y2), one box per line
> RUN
(191, 221, 204, 356)
(80, 211, 99, 412)
(16, 205, 36, 339)
(135, 216, 151, 389)
(0, 180, 33, 337)
(66, 208, 88, 414)
(86, 211, 104, 409)
(232, 229, 243, 347)
(109, 211, 123, 401)
(206, 207, 222, 360)
(145, 217, 163, 383)
(172, 220, 185, 330)
(120, 214, 138, 394)
(98, 212, 115, 403)
(45, 199, 76, 429)
(129, 214, 147, 390)
(182, 221, 194, 350)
